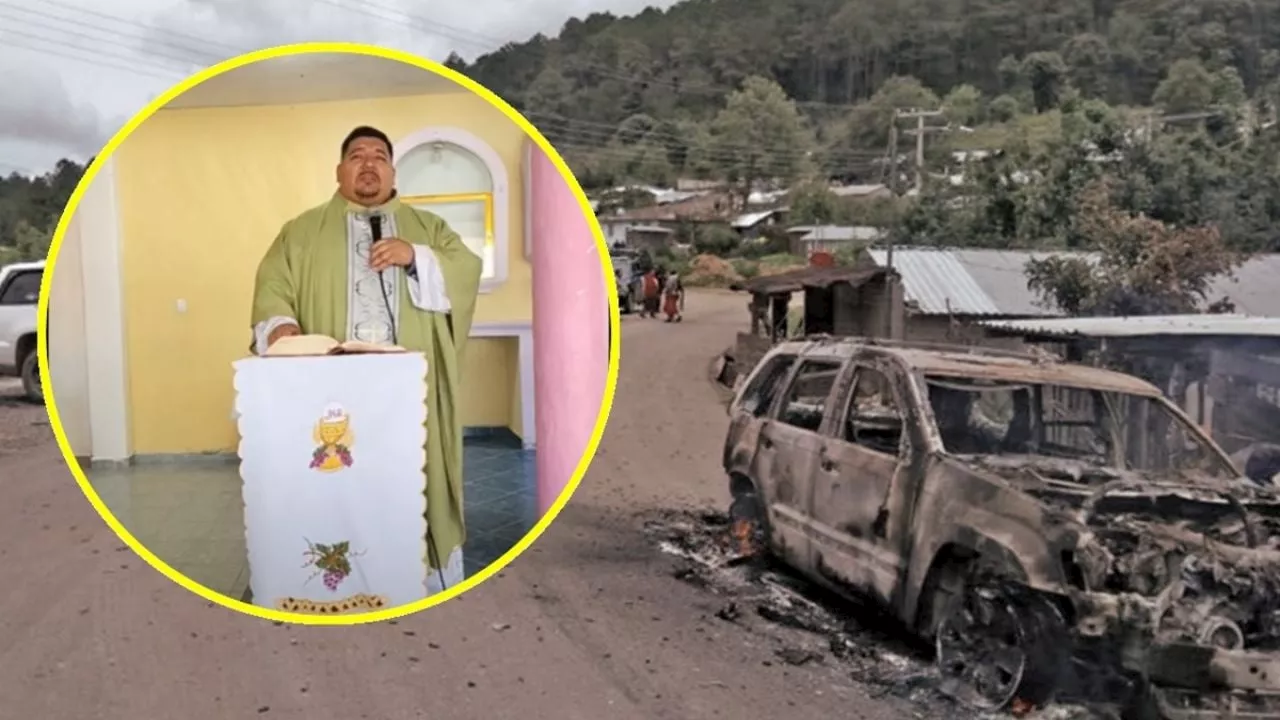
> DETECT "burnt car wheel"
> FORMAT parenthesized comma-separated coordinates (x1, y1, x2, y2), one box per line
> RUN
(935, 583, 1068, 711)
(727, 490, 772, 558)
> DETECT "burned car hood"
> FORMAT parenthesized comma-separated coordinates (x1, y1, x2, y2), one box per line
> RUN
(953, 454, 1280, 545)
(956, 454, 1280, 514)
(952, 453, 1280, 650)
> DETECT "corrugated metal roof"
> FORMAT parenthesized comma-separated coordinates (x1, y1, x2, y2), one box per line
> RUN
(864, 248, 1099, 317)
(747, 190, 788, 205)
(980, 314, 1280, 338)
(740, 266, 887, 295)
(948, 249, 1079, 316)
(800, 226, 882, 242)
(830, 184, 888, 197)
(864, 247, 1280, 319)
(732, 210, 776, 228)
(867, 248, 1002, 315)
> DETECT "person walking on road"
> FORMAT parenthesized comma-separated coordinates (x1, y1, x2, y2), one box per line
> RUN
(662, 270, 684, 323)
(640, 267, 661, 318)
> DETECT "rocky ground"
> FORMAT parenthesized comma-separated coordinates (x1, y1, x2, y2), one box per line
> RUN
(0, 377, 49, 457)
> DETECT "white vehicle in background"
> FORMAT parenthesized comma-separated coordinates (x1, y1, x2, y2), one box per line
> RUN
(0, 260, 44, 403)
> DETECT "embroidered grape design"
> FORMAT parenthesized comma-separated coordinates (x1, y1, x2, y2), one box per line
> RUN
(302, 539, 360, 593)
(323, 570, 343, 591)
(335, 444, 353, 467)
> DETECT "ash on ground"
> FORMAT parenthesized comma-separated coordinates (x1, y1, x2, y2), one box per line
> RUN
(642, 508, 1108, 720)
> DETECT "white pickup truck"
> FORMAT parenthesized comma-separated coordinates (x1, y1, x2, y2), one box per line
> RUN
(0, 260, 44, 402)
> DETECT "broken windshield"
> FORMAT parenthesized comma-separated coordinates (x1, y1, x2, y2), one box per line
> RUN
(923, 375, 1235, 478)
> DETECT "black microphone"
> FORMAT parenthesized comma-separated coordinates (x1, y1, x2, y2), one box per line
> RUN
(366, 213, 397, 344)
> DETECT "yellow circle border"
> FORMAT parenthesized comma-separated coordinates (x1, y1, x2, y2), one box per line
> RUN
(34, 41, 621, 625)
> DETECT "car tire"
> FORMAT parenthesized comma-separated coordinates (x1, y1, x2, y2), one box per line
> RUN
(727, 490, 773, 557)
(20, 349, 42, 404)
(934, 578, 1069, 711)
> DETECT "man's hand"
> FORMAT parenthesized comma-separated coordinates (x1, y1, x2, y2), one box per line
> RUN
(370, 238, 415, 272)
(268, 323, 301, 347)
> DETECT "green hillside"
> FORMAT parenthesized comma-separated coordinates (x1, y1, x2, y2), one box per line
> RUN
(450, 0, 1280, 187)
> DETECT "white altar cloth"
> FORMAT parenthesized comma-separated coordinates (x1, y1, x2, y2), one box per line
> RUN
(233, 352, 429, 614)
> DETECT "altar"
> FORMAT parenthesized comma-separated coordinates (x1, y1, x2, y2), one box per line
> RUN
(233, 351, 430, 614)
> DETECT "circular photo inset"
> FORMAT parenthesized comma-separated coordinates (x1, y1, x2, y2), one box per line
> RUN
(39, 43, 619, 624)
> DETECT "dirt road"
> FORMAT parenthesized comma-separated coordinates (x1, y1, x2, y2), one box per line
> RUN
(0, 291, 922, 719)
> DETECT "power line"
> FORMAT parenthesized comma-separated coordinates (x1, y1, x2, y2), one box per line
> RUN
(0, 30, 187, 81)
(529, 114, 886, 164)
(18, 0, 884, 115)
(0, 5, 900, 177)
(0, 30, 882, 171)
(17, 0, 895, 116)
(327, 0, 872, 111)
(0, 8, 205, 71)
(0, 1, 230, 66)
(30, 0, 248, 59)
(550, 139, 885, 172)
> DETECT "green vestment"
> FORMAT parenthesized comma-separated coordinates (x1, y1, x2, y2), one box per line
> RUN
(250, 192, 482, 583)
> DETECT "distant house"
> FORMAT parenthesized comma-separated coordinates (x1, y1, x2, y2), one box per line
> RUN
(610, 191, 735, 237)
(829, 183, 892, 200)
(784, 225, 883, 255)
(625, 225, 676, 253)
(731, 208, 788, 239)
(590, 185, 729, 247)
(676, 178, 723, 192)
(746, 189, 789, 206)
(595, 212, 634, 247)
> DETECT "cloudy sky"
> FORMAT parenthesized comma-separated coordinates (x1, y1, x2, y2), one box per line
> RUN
(0, 0, 676, 175)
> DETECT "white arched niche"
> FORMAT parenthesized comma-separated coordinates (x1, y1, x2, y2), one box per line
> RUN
(393, 128, 509, 292)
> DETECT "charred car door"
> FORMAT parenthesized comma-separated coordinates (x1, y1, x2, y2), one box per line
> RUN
(759, 358, 847, 572)
(807, 362, 913, 606)
(725, 353, 798, 488)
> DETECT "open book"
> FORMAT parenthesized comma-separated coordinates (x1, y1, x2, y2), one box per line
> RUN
(265, 334, 406, 357)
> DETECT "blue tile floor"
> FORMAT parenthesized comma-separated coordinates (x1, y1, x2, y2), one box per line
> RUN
(85, 432, 537, 600)
(459, 433, 539, 577)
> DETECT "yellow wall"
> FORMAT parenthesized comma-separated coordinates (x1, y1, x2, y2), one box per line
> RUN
(458, 338, 520, 433)
(111, 90, 530, 454)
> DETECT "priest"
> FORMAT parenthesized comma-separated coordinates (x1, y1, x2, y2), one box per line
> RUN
(249, 125, 482, 594)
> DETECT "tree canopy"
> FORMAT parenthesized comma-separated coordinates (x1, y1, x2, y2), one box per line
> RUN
(451, 0, 1280, 187)
(0, 159, 85, 265)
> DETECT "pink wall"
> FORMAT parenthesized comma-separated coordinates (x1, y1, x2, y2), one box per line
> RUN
(527, 139, 609, 515)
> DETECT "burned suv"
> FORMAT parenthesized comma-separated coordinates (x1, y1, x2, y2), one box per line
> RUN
(723, 337, 1280, 718)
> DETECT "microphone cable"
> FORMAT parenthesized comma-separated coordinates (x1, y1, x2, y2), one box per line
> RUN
(369, 213, 449, 594)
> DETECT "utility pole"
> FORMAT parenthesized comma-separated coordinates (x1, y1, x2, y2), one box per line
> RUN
(897, 109, 946, 195)
(886, 113, 900, 195)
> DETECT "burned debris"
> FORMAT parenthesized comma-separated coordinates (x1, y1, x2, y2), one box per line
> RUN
(644, 510, 941, 694)
(717, 336, 1280, 719)
(644, 508, 1104, 719)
